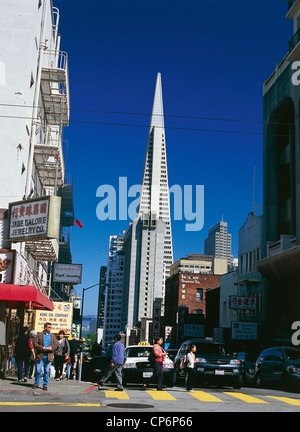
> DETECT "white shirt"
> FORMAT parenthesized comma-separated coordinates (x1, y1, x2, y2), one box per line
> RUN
(186, 352, 195, 369)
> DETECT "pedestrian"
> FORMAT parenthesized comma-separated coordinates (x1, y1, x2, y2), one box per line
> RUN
(69, 337, 79, 380)
(15, 327, 36, 383)
(98, 334, 126, 391)
(186, 344, 197, 392)
(29, 330, 37, 378)
(32, 322, 58, 391)
(54, 330, 70, 381)
(152, 337, 167, 391)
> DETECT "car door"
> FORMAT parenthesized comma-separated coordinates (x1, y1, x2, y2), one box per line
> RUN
(176, 342, 189, 376)
(257, 349, 273, 382)
(269, 349, 284, 384)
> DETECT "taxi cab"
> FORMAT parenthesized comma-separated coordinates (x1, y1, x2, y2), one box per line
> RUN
(123, 343, 176, 387)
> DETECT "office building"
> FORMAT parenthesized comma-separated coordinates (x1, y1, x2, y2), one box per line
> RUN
(204, 220, 233, 270)
(121, 73, 173, 331)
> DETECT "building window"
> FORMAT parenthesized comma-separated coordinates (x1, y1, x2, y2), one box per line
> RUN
(196, 288, 203, 302)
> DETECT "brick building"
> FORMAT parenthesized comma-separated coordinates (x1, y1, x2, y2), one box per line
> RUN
(165, 272, 221, 334)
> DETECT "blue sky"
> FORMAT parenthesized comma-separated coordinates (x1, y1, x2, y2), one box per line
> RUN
(54, 0, 291, 315)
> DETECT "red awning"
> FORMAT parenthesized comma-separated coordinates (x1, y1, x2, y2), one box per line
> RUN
(0, 284, 53, 311)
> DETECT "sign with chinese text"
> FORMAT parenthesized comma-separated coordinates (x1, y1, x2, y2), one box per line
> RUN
(8, 195, 61, 242)
(230, 296, 257, 310)
(152, 298, 162, 340)
(53, 263, 82, 284)
(183, 324, 204, 337)
(231, 322, 257, 340)
(34, 301, 73, 335)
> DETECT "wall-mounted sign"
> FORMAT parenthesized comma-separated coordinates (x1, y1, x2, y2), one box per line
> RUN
(53, 263, 82, 284)
(34, 301, 73, 335)
(152, 298, 162, 339)
(0, 249, 15, 283)
(230, 296, 257, 310)
(231, 322, 257, 340)
(8, 195, 61, 242)
(183, 324, 204, 337)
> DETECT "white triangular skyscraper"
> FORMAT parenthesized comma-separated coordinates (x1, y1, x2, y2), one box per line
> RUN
(122, 73, 173, 330)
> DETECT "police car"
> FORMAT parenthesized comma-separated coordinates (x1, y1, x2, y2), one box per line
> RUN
(123, 343, 176, 387)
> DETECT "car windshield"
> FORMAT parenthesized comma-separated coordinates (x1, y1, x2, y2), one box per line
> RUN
(285, 349, 300, 361)
(126, 347, 151, 358)
(193, 342, 232, 356)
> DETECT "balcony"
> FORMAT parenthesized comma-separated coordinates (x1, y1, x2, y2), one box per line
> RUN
(286, 1, 300, 19)
(25, 238, 59, 262)
(41, 50, 70, 127)
(257, 236, 300, 280)
(34, 126, 65, 188)
(287, 27, 300, 62)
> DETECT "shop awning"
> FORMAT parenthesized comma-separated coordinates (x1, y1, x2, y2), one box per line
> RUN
(0, 284, 53, 311)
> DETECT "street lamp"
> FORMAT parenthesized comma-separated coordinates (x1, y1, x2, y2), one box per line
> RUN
(77, 283, 99, 383)
(79, 283, 99, 341)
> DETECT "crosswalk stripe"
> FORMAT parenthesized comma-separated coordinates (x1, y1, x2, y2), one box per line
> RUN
(188, 390, 223, 402)
(267, 396, 300, 406)
(104, 390, 130, 399)
(223, 392, 269, 404)
(146, 390, 177, 400)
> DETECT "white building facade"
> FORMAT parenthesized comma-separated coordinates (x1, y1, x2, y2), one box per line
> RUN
(0, 0, 70, 375)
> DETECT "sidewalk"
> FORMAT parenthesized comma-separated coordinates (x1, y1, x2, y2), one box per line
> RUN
(0, 376, 98, 396)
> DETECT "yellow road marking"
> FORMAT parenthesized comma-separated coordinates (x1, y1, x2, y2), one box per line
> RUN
(146, 390, 177, 400)
(267, 396, 300, 406)
(105, 390, 130, 399)
(223, 392, 269, 403)
(188, 391, 222, 402)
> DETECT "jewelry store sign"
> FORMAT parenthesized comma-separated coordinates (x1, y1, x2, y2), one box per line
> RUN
(8, 196, 61, 242)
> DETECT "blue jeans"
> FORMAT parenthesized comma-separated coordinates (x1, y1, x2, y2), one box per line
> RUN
(17, 356, 30, 381)
(34, 357, 51, 387)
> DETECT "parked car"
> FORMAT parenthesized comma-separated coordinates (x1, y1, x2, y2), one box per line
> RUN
(235, 352, 258, 386)
(255, 346, 300, 390)
(123, 344, 176, 387)
(174, 339, 242, 389)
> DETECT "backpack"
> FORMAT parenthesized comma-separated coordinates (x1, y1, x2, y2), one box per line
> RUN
(148, 349, 156, 368)
(179, 354, 188, 370)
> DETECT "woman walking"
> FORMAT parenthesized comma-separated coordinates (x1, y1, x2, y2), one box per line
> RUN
(186, 344, 197, 392)
(15, 327, 36, 382)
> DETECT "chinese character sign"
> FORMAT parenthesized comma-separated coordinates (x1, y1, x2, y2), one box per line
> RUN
(8, 196, 61, 242)
(230, 296, 257, 310)
(34, 302, 73, 335)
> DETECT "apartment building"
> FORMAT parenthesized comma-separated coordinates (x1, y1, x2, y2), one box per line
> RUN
(0, 0, 71, 376)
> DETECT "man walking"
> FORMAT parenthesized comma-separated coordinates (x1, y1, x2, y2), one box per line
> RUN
(98, 334, 126, 391)
(32, 322, 58, 391)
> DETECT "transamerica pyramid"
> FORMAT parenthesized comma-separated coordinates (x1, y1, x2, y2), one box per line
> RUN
(138, 72, 173, 275)
(121, 73, 174, 330)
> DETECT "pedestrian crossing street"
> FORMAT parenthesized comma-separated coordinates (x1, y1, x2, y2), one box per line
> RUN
(100, 388, 300, 406)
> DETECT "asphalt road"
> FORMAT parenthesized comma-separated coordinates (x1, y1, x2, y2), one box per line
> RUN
(1, 380, 300, 416)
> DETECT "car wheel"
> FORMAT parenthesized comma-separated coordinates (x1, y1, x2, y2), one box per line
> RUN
(233, 376, 242, 389)
(280, 372, 290, 391)
(255, 373, 263, 388)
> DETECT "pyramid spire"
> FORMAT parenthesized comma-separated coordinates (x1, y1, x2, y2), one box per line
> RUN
(150, 72, 164, 129)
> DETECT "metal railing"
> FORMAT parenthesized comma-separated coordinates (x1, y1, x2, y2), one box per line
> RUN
(289, 26, 300, 53)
